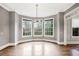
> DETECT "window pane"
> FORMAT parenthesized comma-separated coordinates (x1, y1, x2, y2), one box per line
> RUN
(45, 19, 53, 36)
(73, 28, 79, 36)
(22, 18, 54, 37)
(23, 20, 32, 36)
(34, 32, 42, 35)
(34, 20, 42, 35)
(72, 17, 79, 36)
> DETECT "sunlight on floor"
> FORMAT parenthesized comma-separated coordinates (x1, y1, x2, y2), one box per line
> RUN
(22, 42, 61, 56)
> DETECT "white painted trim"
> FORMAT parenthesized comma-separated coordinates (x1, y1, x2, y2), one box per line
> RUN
(14, 13, 18, 45)
(44, 39, 57, 43)
(33, 18, 43, 37)
(71, 18, 79, 38)
(64, 7, 79, 18)
(64, 7, 79, 20)
(57, 41, 79, 45)
(17, 40, 32, 44)
(17, 39, 58, 45)
(0, 43, 15, 50)
(9, 43, 16, 46)
(57, 14, 60, 44)
(18, 39, 56, 43)
(0, 3, 14, 11)
(57, 42, 64, 45)
(22, 17, 32, 37)
(44, 17, 54, 37)
(64, 16, 67, 45)
(0, 43, 9, 50)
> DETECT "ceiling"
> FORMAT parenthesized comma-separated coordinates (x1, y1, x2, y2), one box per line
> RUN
(2, 3, 75, 17)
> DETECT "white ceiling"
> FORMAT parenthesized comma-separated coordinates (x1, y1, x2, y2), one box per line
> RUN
(2, 3, 74, 17)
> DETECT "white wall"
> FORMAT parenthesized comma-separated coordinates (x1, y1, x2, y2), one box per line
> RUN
(72, 17, 79, 28)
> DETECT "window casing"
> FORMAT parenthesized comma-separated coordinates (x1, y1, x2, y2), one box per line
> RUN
(22, 18, 32, 37)
(72, 18, 79, 37)
(44, 18, 54, 37)
(22, 18, 54, 37)
(33, 19, 43, 37)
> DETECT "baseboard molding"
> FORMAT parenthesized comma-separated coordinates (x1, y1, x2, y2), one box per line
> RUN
(58, 41, 79, 45)
(17, 39, 33, 44)
(9, 43, 16, 46)
(57, 42, 64, 45)
(0, 43, 16, 51)
(0, 43, 9, 50)
(17, 39, 58, 44)
(45, 39, 57, 43)
(15, 40, 66, 45)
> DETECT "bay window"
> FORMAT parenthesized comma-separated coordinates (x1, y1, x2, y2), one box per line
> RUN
(22, 18, 54, 37)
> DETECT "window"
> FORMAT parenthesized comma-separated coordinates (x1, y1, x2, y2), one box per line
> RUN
(22, 19, 32, 37)
(33, 20, 43, 36)
(73, 28, 79, 36)
(44, 18, 54, 36)
(22, 18, 54, 37)
(72, 17, 79, 36)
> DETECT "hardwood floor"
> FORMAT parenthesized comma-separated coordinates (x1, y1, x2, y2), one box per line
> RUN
(0, 41, 78, 56)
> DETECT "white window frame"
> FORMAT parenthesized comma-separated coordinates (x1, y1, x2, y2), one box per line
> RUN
(72, 19, 79, 38)
(44, 18, 54, 37)
(72, 27, 79, 38)
(33, 19, 43, 37)
(22, 17, 54, 38)
(22, 18, 32, 37)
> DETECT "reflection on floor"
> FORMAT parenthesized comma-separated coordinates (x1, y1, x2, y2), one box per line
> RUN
(0, 41, 78, 56)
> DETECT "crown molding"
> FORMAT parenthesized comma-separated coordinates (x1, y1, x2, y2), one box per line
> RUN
(0, 3, 15, 12)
